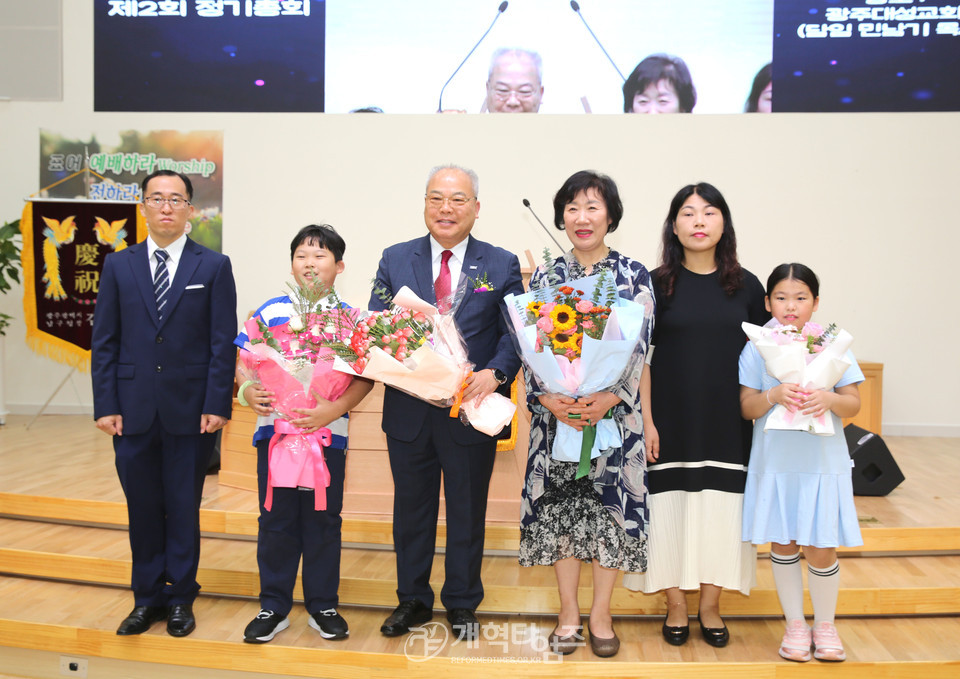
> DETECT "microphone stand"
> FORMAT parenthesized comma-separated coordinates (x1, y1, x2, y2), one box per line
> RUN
(570, 1, 626, 81)
(523, 199, 565, 251)
(437, 2, 509, 112)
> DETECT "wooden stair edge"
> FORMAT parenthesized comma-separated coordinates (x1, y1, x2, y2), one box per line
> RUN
(0, 619, 957, 679)
(0, 492, 522, 549)
(4, 492, 960, 553)
(3, 549, 958, 617)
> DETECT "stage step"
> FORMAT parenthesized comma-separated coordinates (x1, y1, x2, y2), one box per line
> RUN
(2, 517, 959, 617)
(3, 490, 959, 554)
(1, 575, 959, 679)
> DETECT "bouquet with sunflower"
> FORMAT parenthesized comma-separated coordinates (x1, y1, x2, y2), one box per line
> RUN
(504, 269, 650, 477)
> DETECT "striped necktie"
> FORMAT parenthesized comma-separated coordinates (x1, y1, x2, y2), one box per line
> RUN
(154, 249, 170, 320)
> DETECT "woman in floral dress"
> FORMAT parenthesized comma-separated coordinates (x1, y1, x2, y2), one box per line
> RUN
(519, 170, 654, 658)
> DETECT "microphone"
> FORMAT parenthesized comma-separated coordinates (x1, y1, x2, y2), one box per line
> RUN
(569, 1, 626, 82)
(437, 2, 509, 112)
(523, 198, 565, 251)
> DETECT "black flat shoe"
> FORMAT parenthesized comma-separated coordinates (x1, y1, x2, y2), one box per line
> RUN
(380, 600, 432, 637)
(167, 603, 196, 637)
(662, 617, 690, 646)
(698, 613, 729, 647)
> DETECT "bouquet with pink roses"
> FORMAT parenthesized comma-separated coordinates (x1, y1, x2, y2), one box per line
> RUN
(239, 282, 358, 510)
(742, 319, 854, 435)
(322, 286, 516, 437)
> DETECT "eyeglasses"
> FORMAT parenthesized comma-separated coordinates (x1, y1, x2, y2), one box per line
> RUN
(143, 196, 191, 210)
(491, 86, 537, 102)
(426, 195, 474, 209)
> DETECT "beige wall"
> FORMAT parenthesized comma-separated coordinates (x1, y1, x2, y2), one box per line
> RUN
(0, 0, 957, 435)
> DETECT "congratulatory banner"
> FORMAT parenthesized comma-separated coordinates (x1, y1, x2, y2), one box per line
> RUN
(20, 200, 145, 370)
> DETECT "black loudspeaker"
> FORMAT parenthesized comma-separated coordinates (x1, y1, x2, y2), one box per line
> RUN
(844, 424, 905, 496)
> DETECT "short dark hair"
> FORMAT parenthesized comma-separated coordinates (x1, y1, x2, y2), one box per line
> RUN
(290, 224, 346, 262)
(766, 263, 820, 298)
(141, 170, 193, 200)
(744, 63, 772, 113)
(552, 170, 624, 233)
(658, 182, 743, 298)
(622, 54, 697, 113)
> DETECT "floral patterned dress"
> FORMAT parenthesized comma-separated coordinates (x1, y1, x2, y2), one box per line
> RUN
(519, 250, 654, 572)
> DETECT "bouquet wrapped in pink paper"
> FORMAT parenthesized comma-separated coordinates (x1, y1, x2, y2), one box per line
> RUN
(741, 319, 854, 435)
(324, 285, 516, 435)
(240, 302, 358, 511)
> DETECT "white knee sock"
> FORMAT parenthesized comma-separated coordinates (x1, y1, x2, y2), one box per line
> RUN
(770, 551, 805, 623)
(808, 560, 840, 625)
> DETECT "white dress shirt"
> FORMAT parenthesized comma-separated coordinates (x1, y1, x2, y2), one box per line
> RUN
(147, 233, 187, 284)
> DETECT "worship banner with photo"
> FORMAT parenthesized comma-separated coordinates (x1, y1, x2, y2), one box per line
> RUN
(20, 199, 146, 371)
(40, 129, 224, 252)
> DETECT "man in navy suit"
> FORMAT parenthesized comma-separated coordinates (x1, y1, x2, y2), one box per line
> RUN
(92, 170, 237, 637)
(371, 165, 523, 641)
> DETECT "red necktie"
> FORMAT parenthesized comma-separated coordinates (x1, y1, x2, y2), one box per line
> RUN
(434, 249, 452, 312)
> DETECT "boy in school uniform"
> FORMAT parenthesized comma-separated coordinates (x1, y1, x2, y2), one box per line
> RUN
(235, 224, 372, 643)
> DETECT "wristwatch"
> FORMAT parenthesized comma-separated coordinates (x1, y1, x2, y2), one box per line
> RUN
(492, 368, 508, 385)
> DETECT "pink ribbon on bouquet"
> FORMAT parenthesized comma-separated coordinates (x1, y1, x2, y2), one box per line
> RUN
(265, 420, 333, 512)
(554, 356, 582, 394)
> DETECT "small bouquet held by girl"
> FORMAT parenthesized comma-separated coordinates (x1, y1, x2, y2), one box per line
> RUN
(741, 319, 854, 436)
(239, 281, 358, 511)
(504, 268, 650, 478)
(322, 285, 516, 437)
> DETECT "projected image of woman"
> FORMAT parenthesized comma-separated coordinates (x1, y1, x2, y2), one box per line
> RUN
(622, 54, 696, 114)
(745, 63, 772, 113)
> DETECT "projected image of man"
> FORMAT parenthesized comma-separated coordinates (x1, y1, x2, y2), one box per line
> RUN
(485, 48, 544, 113)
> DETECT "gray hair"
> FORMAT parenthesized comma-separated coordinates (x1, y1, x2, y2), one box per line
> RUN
(488, 48, 543, 83)
(426, 164, 479, 197)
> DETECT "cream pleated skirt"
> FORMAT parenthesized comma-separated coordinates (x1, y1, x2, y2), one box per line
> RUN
(622, 489, 756, 595)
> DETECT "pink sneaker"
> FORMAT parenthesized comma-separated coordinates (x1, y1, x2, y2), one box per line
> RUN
(812, 621, 847, 662)
(779, 620, 812, 662)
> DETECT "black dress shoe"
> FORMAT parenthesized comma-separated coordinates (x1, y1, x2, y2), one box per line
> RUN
(698, 613, 729, 647)
(662, 617, 690, 646)
(446, 608, 479, 641)
(116, 605, 169, 635)
(380, 600, 432, 637)
(167, 604, 196, 637)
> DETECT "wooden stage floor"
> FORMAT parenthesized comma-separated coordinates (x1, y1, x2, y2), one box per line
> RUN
(1, 415, 959, 678)
(1, 414, 957, 529)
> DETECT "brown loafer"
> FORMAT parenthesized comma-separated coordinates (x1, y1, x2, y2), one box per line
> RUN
(588, 622, 620, 658)
(548, 625, 584, 655)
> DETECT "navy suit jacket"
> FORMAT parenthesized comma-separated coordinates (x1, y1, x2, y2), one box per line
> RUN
(91, 237, 238, 437)
(370, 234, 524, 445)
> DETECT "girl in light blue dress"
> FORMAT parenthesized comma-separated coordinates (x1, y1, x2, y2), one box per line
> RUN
(739, 263, 863, 663)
